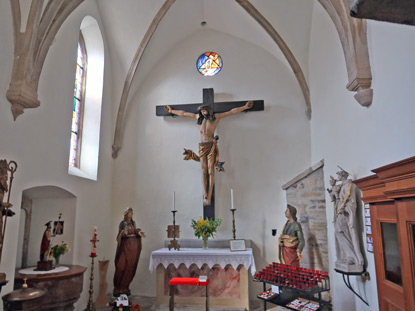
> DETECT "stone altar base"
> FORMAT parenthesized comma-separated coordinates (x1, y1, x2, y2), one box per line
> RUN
(157, 264, 249, 310)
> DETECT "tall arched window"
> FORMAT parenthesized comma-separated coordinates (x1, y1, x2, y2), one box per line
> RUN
(68, 16, 104, 181)
(69, 33, 87, 167)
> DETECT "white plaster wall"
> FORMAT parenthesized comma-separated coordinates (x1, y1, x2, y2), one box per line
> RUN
(111, 28, 312, 299)
(309, 2, 415, 310)
(0, 0, 114, 308)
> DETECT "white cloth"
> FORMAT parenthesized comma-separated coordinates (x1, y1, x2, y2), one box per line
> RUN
(18, 266, 69, 275)
(149, 247, 256, 275)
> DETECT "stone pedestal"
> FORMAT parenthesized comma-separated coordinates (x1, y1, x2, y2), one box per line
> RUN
(95, 260, 109, 308)
(36, 260, 53, 271)
(14, 265, 87, 311)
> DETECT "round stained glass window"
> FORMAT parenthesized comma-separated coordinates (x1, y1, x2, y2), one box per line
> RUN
(197, 52, 222, 76)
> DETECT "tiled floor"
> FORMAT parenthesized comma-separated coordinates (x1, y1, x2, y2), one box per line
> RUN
(106, 295, 287, 311)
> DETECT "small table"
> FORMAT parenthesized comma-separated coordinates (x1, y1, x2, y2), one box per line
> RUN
(169, 277, 210, 311)
(150, 247, 256, 310)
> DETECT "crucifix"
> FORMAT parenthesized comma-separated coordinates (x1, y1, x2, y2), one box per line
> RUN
(156, 88, 264, 219)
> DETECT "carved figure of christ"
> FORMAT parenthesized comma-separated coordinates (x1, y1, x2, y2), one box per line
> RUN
(157, 88, 264, 218)
(165, 101, 253, 206)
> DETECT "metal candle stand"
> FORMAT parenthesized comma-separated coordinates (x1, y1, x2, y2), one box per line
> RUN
(85, 233, 99, 311)
(168, 210, 180, 251)
(85, 255, 96, 311)
(230, 209, 236, 239)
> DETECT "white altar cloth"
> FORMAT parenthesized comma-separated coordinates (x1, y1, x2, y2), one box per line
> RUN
(149, 247, 256, 275)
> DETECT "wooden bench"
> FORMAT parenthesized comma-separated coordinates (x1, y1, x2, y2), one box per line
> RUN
(168, 276, 210, 311)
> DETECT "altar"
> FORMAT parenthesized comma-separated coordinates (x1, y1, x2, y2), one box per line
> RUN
(149, 240, 256, 310)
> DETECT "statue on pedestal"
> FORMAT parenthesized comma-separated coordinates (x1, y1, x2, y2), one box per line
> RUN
(40, 221, 52, 262)
(113, 207, 146, 297)
(279, 205, 305, 267)
(95, 259, 110, 308)
(37, 220, 54, 271)
(0, 159, 16, 263)
(328, 168, 364, 273)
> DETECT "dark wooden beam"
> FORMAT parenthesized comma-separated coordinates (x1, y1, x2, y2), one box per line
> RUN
(349, 0, 415, 26)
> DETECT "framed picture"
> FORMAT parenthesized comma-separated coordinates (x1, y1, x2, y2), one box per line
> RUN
(229, 239, 246, 252)
(364, 208, 371, 217)
(365, 217, 371, 226)
(54, 221, 64, 235)
(366, 225, 372, 235)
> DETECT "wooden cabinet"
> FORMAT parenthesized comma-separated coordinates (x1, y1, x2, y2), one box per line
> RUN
(354, 157, 415, 311)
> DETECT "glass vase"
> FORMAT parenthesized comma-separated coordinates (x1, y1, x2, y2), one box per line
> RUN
(55, 256, 60, 266)
(203, 237, 208, 249)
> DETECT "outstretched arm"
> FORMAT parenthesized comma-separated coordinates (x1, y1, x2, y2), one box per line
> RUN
(165, 105, 198, 119)
(216, 101, 253, 120)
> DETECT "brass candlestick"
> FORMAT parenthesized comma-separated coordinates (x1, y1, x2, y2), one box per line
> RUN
(85, 231, 99, 311)
(167, 210, 180, 250)
(230, 208, 236, 239)
(85, 255, 96, 311)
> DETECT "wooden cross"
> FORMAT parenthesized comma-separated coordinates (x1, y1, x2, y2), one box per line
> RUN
(156, 88, 264, 219)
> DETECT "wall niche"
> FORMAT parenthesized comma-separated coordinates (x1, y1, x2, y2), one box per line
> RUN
(17, 186, 76, 268)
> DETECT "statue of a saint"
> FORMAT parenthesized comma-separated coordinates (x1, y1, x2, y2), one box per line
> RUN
(330, 168, 364, 273)
(40, 221, 53, 261)
(327, 175, 340, 202)
(279, 205, 305, 267)
(165, 101, 253, 206)
(113, 207, 146, 297)
(0, 160, 14, 250)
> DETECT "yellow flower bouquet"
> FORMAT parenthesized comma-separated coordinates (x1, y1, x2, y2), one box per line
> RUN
(191, 217, 222, 239)
(50, 241, 69, 264)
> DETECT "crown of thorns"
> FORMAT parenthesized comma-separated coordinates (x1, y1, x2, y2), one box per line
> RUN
(198, 105, 213, 113)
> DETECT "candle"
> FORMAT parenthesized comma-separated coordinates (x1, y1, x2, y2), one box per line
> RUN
(91, 226, 97, 257)
(173, 191, 176, 211)
(231, 189, 235, 210)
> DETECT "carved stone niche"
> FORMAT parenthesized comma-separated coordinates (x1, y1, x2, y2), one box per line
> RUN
(349, 0, 415, 26)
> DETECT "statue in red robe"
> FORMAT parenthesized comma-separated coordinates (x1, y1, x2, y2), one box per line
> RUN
(279, 205, 305, 267)
(113, 207, 146, 297)
(40, 221, 52, 261)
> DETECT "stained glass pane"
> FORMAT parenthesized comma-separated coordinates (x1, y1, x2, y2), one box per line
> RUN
(69, 36, 86, 168)
(197, 52, 222, 76)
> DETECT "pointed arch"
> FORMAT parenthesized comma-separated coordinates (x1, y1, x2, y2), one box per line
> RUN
(112, 0, 310, 158)
(112, 0, 176, 158)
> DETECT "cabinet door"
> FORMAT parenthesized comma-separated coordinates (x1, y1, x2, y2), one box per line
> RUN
(396, 198, 415, 310)
(371, 202, 405, 311)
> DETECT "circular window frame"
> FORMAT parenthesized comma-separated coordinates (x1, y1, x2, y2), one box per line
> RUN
(196, 52, 223, 76)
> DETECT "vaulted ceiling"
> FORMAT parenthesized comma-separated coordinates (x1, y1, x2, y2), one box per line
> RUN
(95, 0, 315, 78)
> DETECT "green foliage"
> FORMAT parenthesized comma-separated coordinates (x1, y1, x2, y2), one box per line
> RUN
(191, 217, 222, 239)
(50, 242, 69, 259)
